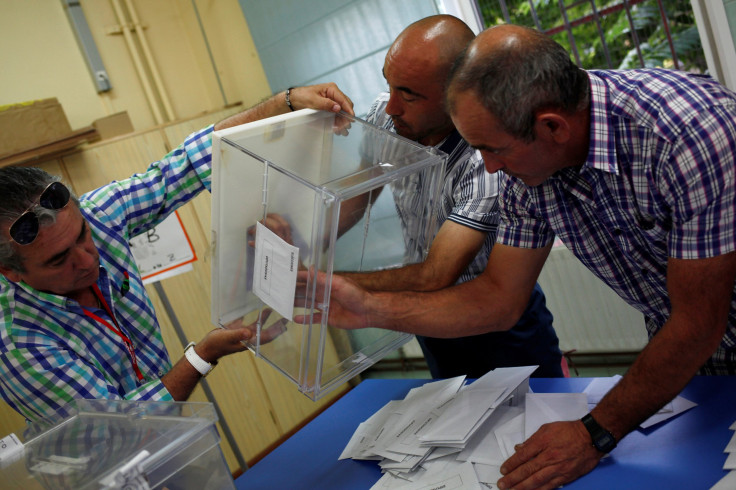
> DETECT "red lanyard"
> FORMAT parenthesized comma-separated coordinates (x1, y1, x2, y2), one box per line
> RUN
(82, 284, 144, 381)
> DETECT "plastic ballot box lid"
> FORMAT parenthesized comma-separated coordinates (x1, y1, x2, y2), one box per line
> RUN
(0, 399, 234, 489)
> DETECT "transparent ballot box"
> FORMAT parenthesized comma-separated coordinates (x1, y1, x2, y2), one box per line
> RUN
(211, 109, 446, 399)
(0, 399, 234, 489)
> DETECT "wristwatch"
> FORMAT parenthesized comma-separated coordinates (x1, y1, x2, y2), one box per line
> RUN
(184, 342, 216, 377)
(581, 413, 617, 453)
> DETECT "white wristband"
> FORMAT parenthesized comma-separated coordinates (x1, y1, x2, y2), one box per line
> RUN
(184, 342, 215, 377)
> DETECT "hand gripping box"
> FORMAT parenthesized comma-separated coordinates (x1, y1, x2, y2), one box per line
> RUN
(0, 399, 234, 489)
(211, 109, 446, 400)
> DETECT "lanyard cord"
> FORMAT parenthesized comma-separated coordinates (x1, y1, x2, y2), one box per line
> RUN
(82, 284, 144, 381)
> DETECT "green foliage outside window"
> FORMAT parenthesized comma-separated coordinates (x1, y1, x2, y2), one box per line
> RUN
(476, 0, 707, 73)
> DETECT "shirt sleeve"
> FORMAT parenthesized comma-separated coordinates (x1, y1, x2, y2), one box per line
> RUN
(81, 124, 214, 242)
(496, 175, 556, 249)
(661, 105, 736, 259)
(447, 150, 500, 234)
(0, 336, 172, 423)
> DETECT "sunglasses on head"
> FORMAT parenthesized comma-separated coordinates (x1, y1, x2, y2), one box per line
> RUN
(9, 182, 71, 245)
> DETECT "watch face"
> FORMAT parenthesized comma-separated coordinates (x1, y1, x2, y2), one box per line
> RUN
(582, 414, 616, 453)
(595, 432, 616, 452)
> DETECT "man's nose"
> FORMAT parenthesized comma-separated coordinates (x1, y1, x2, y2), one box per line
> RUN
(385, 93, 402, 116)
(481, 152, 503, 174)
(73, 246, 97, 269)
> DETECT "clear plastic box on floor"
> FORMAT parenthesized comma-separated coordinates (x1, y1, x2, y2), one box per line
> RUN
(211, 109, 446, 400)
(0, 399, 234, 489)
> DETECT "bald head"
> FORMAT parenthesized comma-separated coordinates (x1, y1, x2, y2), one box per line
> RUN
(381, 15, 474, 146)
(389, 15, 475, 79)
(447, 24, 589, 141)
(468, 24, 545, 57)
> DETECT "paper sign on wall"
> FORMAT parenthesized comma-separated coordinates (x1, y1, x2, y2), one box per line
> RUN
(252, 221, 299, 320)
(130, 211, 197, 284)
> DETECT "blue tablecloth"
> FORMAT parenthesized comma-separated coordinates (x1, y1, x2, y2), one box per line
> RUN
(236, 376, 736, 489)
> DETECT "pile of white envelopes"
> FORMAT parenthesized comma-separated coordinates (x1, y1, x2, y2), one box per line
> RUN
(340, 367, 697, 490)
(712, 421, 736, 490)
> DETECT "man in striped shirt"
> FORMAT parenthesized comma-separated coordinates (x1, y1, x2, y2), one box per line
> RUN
(312, 25, 736, 488)
(340, 15, 562, 379)
(0, 84, 353, 422)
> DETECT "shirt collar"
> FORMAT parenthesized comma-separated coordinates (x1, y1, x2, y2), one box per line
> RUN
(9, 265, 110, 309)
(586, 72, 619, 175)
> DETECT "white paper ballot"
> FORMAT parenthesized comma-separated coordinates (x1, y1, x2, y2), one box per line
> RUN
(495, 412, 525, 460)
(638, 395, 697, 429)
(419, 366, 536, 447)
(725, 452, 736, 470)
(726, 430, 736, 453)
(524, 393, 589, 439)
(457, 405, 523, 466)
(583, 376, 697, 429)
(372, 459, 483, 490)
(711, 470, 736, 490)
(473, 462, 503, 487)
(252, 221, 299, 320)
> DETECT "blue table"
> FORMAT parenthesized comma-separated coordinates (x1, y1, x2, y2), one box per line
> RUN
(236, 376, 736, 489)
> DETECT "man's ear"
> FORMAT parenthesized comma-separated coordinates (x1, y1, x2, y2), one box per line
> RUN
(534, 112, 571, 144)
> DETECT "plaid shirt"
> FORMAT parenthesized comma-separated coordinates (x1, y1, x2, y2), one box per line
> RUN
(0, 125, 214, 421)
(497, 69, 736, 373)
(366, 93, 499, 284)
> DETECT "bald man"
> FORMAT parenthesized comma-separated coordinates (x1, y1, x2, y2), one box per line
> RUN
(340, 15, 563, 379)
(310, 23, 736, 489)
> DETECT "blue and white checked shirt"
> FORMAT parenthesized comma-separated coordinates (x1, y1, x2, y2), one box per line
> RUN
(365, 93, 500, 284)
(0, 125, 214, 421)
(497, 69, 736, 373)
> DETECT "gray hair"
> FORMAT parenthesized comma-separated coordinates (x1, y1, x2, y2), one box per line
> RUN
(447, 25, 589, 142)
(0, 167, 78, 273)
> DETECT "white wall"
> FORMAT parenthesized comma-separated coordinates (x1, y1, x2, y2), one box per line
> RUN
(691, 0, 736, 90)
(537, 246, 648, 355)
(0, 0, 271, 132)
(238, 0, 443, 116)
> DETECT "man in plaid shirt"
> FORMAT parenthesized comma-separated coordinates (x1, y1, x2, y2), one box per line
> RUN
(311, 25, 736, 488)
(0, 84, 353, 422)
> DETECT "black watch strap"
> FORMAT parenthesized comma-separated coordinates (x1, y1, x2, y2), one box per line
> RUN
(581, 413, 617, 453)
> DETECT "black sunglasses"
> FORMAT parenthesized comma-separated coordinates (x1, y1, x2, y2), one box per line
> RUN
(9, 182, 71, 245)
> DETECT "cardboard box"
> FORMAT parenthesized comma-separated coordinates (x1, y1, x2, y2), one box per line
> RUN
(0, 98, 73, 158)
(93, 111, 134, 140)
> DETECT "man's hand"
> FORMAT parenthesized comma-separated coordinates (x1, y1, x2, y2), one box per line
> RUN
(248, 213, 294, 247)
(192, 324, 252, 363)
(215, 82, 354, 130)
(497, 420, 603, 489)
(288, 83, 354, 116)
(294, 269, 372, 330)
(224, 308, 289, 345)
(225, 309, 288, 345)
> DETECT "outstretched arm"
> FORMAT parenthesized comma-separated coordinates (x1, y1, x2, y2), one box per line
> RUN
(215, 83, 354, 131)
(160, 324, 252, 401)
(297, 242, 551, 337)
(497, 250, 736, 490)
(341, 221, 486, 292)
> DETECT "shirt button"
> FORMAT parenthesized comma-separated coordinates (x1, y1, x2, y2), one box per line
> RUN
(158, 370, 164, 377)
(613, 228, 622, 236)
